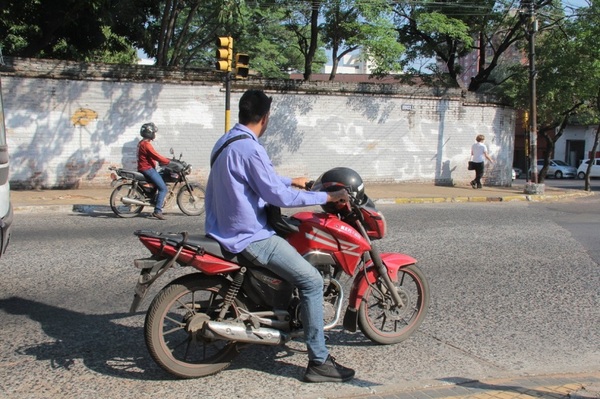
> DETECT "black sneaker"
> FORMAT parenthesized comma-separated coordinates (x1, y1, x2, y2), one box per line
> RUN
(304, 355, 355, 383)
(470, 180, 477, 189)
(152, 212, 166, 220)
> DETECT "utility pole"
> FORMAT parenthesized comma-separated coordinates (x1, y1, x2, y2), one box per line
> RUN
(524, 0, 544, 194)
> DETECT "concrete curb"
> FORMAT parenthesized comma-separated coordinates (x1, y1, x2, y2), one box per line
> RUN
(373, 190, 594, 205)
(11, 190, 594, 214)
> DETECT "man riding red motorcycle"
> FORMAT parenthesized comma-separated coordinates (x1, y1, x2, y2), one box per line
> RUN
(128, 91, 429, 382)
(205, 89, 354, 383)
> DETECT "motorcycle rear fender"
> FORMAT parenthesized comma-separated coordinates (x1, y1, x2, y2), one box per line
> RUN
(138, 234, 241, 274)
(342, 252, 416, 332)
(111, 177, 128, 187)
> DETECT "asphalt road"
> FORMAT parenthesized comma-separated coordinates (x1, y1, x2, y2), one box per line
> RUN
(0, 197, 598, 399)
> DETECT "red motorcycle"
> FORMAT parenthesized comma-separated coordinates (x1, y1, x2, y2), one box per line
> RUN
(129, 167, 430, 378)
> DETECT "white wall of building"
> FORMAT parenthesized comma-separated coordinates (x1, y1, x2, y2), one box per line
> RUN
(1, 74, 515, 189)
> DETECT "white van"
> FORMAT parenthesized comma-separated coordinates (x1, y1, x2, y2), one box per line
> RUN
(0, 76, 12, 257)
(577, 159, 600, 179)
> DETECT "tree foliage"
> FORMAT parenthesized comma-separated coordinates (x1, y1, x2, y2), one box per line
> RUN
(0, 0, 135, 61)
(391, 0, 561, 91)
(322, 0, 404, 80)
(0, 0, 594, 90)
(495, 0, 600, 183)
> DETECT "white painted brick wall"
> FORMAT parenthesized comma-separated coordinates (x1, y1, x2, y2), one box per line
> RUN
(1, 65, 514, 188)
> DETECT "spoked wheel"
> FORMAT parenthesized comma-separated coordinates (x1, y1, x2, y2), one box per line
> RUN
(110, 183, 145, 217)
(144, 274, 243, 378)
(358, 264, 430, 344)
(177, 183, 206, 216)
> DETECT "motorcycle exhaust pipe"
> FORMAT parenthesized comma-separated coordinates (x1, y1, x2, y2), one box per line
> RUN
(121, 197, 152, 207)
(204, 321, 285, 345)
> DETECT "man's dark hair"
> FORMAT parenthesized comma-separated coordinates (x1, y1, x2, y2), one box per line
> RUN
(239, 89, 272, 125)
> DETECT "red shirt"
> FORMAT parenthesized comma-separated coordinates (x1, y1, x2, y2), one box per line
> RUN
(137, 140, 170, 172)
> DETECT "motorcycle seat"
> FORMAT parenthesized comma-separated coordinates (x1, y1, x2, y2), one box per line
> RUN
(118, 169, 147, 182)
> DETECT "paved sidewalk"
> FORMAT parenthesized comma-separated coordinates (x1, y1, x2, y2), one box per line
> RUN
(9, 182, 594, 213)
(339, 373, 600, 399)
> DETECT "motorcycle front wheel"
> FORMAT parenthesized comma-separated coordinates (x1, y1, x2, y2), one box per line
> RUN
(109, 183, 145, 217)
(177, 183, 206, 216)
(358, 264, 430, 345)
(144, 274, 243, 378)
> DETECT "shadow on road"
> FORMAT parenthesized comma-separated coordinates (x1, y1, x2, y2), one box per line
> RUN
(439, 377, 574, 398)
(0, 297, 171, 381)
(0, 297, 372, 383)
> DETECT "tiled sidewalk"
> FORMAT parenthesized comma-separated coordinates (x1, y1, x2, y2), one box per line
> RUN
(350, 374, 600, 399)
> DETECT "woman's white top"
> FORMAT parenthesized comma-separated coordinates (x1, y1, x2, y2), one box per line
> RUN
(471, 142, 488, 163)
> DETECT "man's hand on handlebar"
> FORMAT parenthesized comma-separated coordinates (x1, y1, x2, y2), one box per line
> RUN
(326, 188, 350, 207)
(291, 177, 312, 189)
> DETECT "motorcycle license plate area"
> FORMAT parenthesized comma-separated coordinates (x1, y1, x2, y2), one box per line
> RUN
(130, 257, 172, 313)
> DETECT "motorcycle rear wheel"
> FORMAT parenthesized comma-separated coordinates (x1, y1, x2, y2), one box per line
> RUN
(144, 274, 243, 378)
(358, 264, 430, 345)
(177, 183, 206, 216)
(110, 183, 145, 217)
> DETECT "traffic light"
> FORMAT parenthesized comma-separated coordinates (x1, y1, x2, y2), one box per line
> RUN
(215, 36, 233, 72)
(235, 54, 249, 79)
(522, 110, 529, 130)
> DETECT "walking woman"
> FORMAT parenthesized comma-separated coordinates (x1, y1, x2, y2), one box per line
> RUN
(470, 134, 494, 189)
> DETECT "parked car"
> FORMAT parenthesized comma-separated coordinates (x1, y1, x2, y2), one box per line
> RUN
(577, 159, 600, 179)
(530, 159, 577, 179)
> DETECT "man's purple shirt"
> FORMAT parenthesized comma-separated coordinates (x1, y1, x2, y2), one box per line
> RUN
(205, 123, 328, 253)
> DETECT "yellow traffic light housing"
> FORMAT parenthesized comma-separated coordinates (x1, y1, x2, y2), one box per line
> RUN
(215, 36, 233, 72)
(235, 53, 250, 79)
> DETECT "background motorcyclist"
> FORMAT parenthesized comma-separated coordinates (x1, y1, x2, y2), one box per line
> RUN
(137, 122, 170, 220)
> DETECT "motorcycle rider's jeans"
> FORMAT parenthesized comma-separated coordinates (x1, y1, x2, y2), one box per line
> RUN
(242, 235, 329, 364)
(141, 168, 168, 213)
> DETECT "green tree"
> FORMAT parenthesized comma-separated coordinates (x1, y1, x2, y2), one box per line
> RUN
(566, 2, 600, 191)
(391, 0, 557, 91)
(497, 1, 600, 184)
(0, 0, 135, 62)
(277, 0, 326, 80)
(322, 0, 404, 80)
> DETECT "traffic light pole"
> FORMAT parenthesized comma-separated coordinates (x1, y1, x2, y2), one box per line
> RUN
(215, 36, 234, 132)
(215, 36, 249, 132)
(225, 72, 231, 132)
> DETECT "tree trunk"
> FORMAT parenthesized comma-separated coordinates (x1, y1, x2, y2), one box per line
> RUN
(585, 89, 600, 191)
(303, 0, 320, 81)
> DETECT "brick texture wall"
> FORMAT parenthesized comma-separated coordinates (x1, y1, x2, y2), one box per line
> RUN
(0, 57, 514, 188)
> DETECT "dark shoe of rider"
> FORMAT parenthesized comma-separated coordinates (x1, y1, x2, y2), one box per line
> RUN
(152, 212, 166, 220)
(304, 355, 355, 383)
(470, 180, 477, 189)
(477, 184, 482, 189)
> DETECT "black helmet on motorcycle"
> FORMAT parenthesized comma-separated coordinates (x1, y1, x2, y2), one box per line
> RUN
(140, 122, 158, 140)
(311, 167, 366, 212)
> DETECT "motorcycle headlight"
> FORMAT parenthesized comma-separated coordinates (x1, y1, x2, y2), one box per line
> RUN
(185, 165, 192, 175)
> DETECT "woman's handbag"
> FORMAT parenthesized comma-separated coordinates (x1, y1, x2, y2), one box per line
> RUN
(468, 161, 476, 170)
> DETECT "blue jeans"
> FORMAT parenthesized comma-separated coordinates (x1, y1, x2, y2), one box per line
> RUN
(242, 235, 328, 363)
(141, 168, 167, 213)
